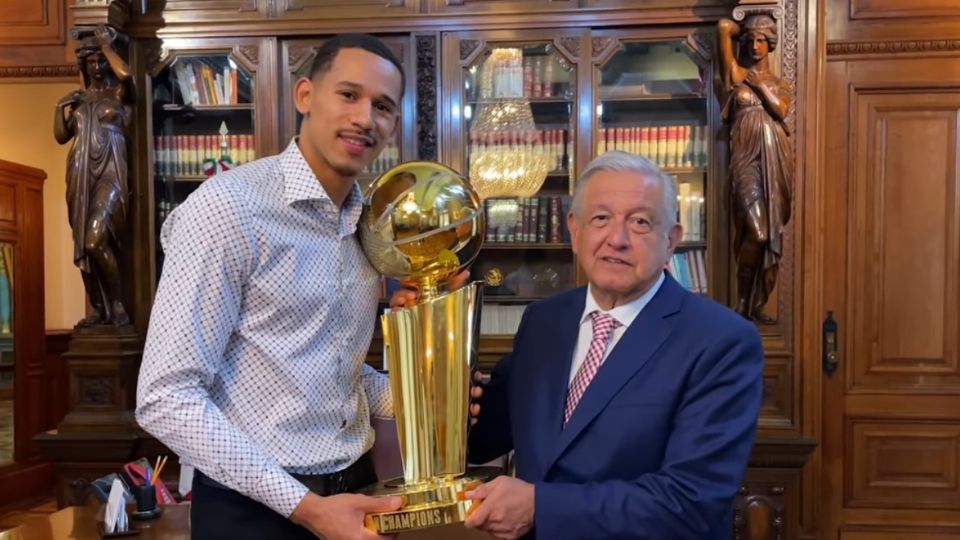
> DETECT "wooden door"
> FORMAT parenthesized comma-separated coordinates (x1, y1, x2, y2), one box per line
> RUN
(822, 53, 960, 539)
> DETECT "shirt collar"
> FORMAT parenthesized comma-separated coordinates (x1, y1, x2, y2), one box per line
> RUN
(580, 271, 666, 329)
(279, 138, 364, 231)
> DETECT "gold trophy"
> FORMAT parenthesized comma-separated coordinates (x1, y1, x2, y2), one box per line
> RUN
(357, 162, 495, 533)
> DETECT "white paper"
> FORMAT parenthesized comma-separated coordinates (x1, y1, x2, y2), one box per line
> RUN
(179, 463, 195, 497)
(104, 478, 125, 533)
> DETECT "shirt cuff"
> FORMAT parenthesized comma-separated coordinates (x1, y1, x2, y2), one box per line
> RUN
(254, 467, 311, 518)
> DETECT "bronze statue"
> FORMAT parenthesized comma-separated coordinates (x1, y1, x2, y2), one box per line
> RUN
(718, 14, 794, 322)
(54, 25, 132, 326)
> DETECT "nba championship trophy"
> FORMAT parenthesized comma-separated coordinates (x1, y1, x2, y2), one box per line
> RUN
(357, 161, 495, 533)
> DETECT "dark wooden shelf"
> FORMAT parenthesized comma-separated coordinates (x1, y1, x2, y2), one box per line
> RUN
(159, 103, 254, 112)
(598, 91, 704, 102)
(677, 240, 706, 249)
(156, 174, 209, 182)
(466, 96, 573, 104)
(483, 242, 571, 250)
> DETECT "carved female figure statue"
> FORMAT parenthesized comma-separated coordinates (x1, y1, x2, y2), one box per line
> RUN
(54, 25, 132, 326)
(718, 14, 794, 322)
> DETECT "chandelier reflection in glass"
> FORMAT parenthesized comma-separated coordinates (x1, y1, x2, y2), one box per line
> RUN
(468, 47, 552, 199)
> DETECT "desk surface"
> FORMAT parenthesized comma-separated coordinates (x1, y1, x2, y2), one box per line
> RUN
(0, 504, 189, 540)
(0, 503, 490, 540)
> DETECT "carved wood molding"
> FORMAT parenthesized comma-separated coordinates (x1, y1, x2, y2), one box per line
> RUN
(0, 65, 78, 79)
(591, 36, 617, 64)
(459, 39, 483, 66)
(827, 40, 960, 56)
(416, 35, 438, 162)
(556, 37, 581, 60)
(288, 44, 316, 74)
(234, 45, 260, 72)
(684, 30, 715, 64)
(778, 0, 798, 336)
(734, 485, 786, 540)
(733, 2, 784, 21)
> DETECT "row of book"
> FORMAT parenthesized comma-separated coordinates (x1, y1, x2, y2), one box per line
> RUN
(484, 196, 570, 244)
(472, 50, 571, 100)
(668, 249, 707, 295)
(173, 59, 243, 106)
(469, 128, 571, 173)
(598, 124, 709, 168)
(153, 134, 256, 178)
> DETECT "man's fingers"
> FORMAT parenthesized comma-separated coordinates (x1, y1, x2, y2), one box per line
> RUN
(464, 499, 489, 528)
(470, 403, 480, 417)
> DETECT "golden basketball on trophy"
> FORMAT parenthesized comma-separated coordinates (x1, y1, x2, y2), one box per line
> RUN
(357, 161, 495, 533)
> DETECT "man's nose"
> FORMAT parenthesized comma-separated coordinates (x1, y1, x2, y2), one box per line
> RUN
(350, 101, 375, 129)
(606, 220, 629, 248)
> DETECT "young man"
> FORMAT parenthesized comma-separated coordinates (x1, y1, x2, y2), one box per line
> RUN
(137, 34, 406, 540)
(463, 151, 764, 540)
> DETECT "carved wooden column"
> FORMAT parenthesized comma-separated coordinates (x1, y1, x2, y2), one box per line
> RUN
(34, 0, 146, 508)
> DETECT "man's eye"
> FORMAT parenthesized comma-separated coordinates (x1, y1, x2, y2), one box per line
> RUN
(340, 91, 356, 100)
(590, 215, 608, 224)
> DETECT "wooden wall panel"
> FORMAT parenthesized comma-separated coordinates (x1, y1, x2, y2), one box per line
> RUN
(849, 419, 960, 510)
(427, 0, 575, 14)
(850, 0, 960, 20)
(0, 0, 72, 80)
(828, 0, 960, 47)
(850, 92, 960, 393)
(0, 0, 63, 45)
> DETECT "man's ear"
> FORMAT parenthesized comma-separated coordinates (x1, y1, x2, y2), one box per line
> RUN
(567, 211, 579, 256)
(666, 222, 683, 252)
(293, 77, 313, 116)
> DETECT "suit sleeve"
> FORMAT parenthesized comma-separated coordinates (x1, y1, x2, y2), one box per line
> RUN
(466, 307, 533, 464)
(534, 322, 764, 540)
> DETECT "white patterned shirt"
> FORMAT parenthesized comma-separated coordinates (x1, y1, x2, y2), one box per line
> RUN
(136, 139, 391, 518)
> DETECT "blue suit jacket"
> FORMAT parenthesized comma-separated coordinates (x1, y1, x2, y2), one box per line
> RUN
(468, 274, 764, 540)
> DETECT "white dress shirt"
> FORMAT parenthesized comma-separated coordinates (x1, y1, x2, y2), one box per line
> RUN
(569, 272, 666, 385)
(136, 139, 392, 518)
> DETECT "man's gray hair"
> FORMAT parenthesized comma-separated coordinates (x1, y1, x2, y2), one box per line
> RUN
(571, 150, 679, 227)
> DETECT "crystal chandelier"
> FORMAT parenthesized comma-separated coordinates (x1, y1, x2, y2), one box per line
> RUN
(468, 48, 551, 199)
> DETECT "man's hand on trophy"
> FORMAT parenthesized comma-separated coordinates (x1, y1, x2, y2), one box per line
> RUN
(290, 492, 402, 540)
(388, 270, 471, 309)
(464, 476, 535, 539)
(470, 370, 484, 426)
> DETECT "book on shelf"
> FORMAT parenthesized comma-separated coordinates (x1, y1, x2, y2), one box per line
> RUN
(597, 124, 708, 168)
(668, 249, 707, 295)
(483, 195, 570, 244)
(173, 59, 241, 106)
(154, 133, 256, 178)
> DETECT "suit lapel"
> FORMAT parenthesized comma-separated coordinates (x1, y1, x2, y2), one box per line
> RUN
(545, 275, 685, 472)
(530, 288, 585, 476)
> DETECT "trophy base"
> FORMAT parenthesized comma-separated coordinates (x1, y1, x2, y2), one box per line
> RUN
(362, 466, 500, 533)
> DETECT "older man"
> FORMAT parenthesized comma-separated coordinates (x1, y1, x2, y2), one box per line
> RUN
(464, 151, 764, 540)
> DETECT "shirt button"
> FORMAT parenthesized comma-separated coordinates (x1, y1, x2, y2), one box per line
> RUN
(340, 419, 347, 428)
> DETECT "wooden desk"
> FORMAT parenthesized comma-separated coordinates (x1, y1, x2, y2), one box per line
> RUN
(0, 502, 492, 540)
(0, 504, 189, 540)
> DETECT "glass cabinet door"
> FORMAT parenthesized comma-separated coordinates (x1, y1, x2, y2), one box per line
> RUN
(595, 36, 713, 297)
(148, 43, 261, 283)
(445, 32, 580, 335)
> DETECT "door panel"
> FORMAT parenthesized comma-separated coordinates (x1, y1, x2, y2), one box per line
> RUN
(823, 55, 960, 537)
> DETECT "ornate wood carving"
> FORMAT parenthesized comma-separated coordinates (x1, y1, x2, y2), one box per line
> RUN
(78, 376, 112, 406)
(591, 36, 615, 61)
(684, 29, 715, 64)
(0, 65, 78, 79)
(459, 39, 482, 62)
(733, 485, 786, 540)
(557, 37, 581, 60)
(827, 40, 960, 55)
(733, 3, 784, 22)
(234, 44, 260, 72)
(416, 35, 438, 162)
(288, 44, 316, 74)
